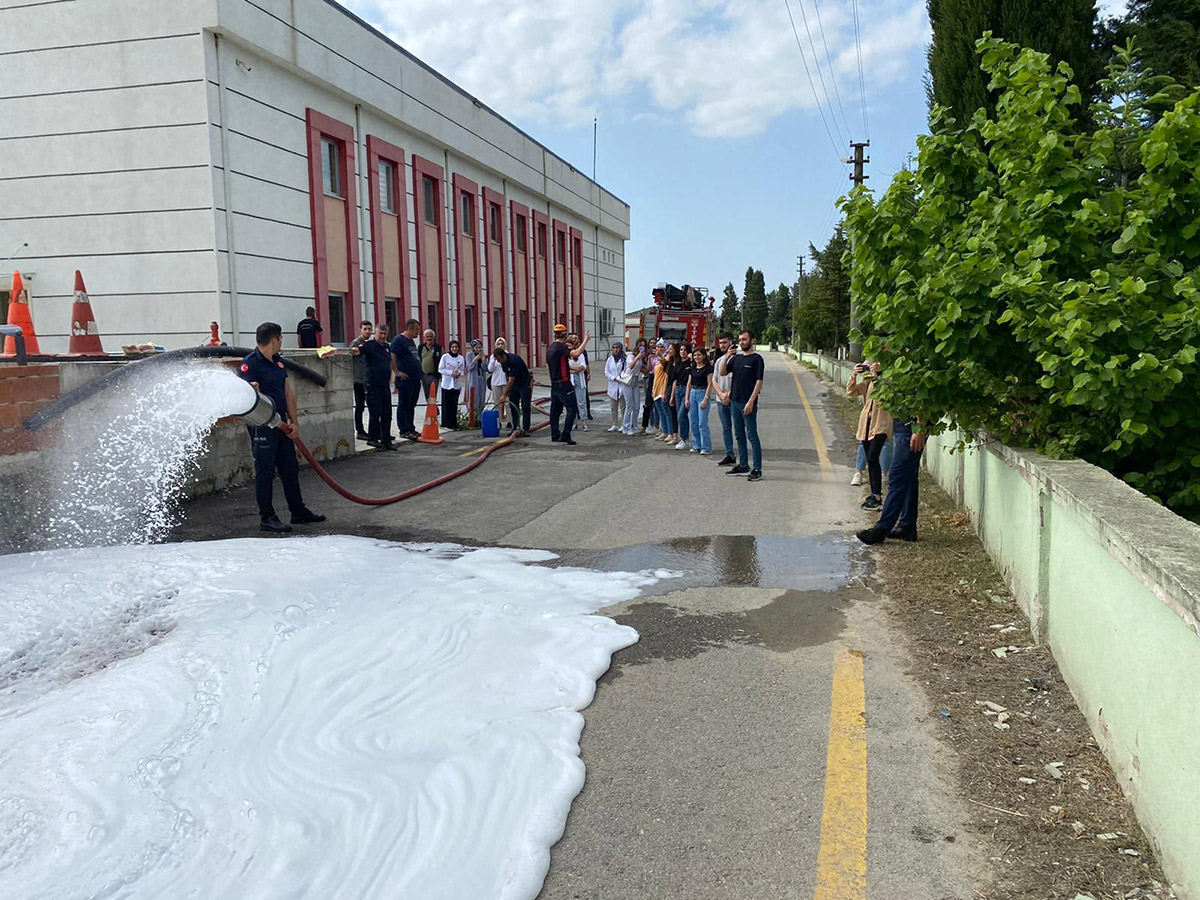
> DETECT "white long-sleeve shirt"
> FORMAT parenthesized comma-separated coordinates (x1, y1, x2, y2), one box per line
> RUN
(438, 353, 466, 391)
(487, 355, 507, 388)
(604, 354, 627, 400)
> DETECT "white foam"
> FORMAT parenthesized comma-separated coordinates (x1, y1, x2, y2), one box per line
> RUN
(43, 364, 255, 548)
(0, 537, 647, 899)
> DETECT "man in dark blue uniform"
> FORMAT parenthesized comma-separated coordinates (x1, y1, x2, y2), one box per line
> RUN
(352, 323, 397, 449)
(238, 322, 325, 533)
(390, 318, 423, 439)
(546, 323, 589, 444)
(492, 347, 533, 435)
(296, 307, 322, 349)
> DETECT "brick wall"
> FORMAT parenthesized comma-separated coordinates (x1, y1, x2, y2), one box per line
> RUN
(0, 364, 60, 456)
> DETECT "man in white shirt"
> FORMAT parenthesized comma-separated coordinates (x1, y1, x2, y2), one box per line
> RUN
(568, 333, 589, 431)
(712, 332, 736, 466)
(487, 337, 509, 424)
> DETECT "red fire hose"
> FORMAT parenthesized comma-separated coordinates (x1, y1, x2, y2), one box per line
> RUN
(277, 390, 605, 507)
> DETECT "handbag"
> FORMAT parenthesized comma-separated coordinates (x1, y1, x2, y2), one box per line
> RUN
(616, 366, 636, 386)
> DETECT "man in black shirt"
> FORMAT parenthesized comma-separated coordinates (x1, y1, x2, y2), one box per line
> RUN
(390, 319, 423, 439)
(722, 329, 765, 481)
(296, 307, 322, 349)
(493, 348, 533, 435)
(546, 323, 589, 444)
(352, 324, 397, 449)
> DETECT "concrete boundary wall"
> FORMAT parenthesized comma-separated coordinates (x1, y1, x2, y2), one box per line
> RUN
(799, 350, 1200, 898)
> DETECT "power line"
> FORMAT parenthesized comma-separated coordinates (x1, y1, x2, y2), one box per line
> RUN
(797, 0, 850, 145)
(851, 0, 870, 140)
(783, 0, 843, 161)
(811, 0, 853, 141)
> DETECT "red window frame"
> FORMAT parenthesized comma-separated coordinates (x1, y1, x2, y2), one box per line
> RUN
(365, 136, 411, 330)
(412, 155, 448, 340)
(552, 218, 568, 328)
(531, 209, 550, 366)
(510, 200, 531, 361)
(570, 226, 584, 336)
(451, 173, 482, 344)
(304, 109, 360, 342)
(481, 186, 508, 347)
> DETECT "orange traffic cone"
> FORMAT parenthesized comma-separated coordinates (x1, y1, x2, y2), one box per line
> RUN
(68, 270, 105, 356)
(203, 321, 223, 346)
(2, 270, 39, 356)
(416, 384, 443, 444)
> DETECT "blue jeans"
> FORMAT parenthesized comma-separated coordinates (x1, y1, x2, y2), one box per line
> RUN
(655, 397, 673, 434)
(717, 401, 734, 456)
(574, 379, 587, 420)
(688, 389, 711, 452)
(857, 436, 894, 472)
(672, 383, 689, 442)
(731, 403, 761, 470)
(877, 422, 921, 533)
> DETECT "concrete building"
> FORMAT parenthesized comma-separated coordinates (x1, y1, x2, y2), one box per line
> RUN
(0, 0, 630, 364)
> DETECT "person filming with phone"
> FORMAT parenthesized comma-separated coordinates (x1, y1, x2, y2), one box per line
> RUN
(847, 360, 892, 511)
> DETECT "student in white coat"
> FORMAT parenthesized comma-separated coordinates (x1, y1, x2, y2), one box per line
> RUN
(604, 342, 628, 432)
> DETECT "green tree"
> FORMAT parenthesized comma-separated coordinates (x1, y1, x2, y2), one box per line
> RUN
(794, 225, 851, 351)
(926, 0, 1100, 125)
(769, 283, 793, 339)
(742, 269, 768, 338)
(1103, 0, 1200, 89)
(845, 36, 1200, 520)
(719, 282, 739, 333)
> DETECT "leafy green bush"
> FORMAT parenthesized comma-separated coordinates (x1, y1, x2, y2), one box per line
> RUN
(763, 325, 782, 348)
(844, 37, 1200, 519)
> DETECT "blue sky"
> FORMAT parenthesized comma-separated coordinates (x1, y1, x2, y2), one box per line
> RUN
(339, 0, 1126, 311)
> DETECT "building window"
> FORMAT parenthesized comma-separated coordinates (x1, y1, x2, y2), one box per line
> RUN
(329, 292, 346, 344)
(321, 138, 342, 197)
(518, 313, 528, 345)
(465, 311, 475, 343)
(460, 192, 473, 236)
(540, 311, 548, 340)
(537, 223, 547, 258)
(493, 308, 503, 341)
(379, 161, 397, 214)
(515, 217, 527, 252)
(574, 237, 582, 266)
(489, 203, 501, 244)
(427, 303, 437, 332)
(556, 235, 566, 264)
(384, 297, 399, 336)
(423, 176, 437, 226)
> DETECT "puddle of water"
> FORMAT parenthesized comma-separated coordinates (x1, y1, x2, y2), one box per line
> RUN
(552, 532, 860, 596)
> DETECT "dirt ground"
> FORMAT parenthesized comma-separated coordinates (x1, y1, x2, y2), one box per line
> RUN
(821, 375, 1176, 900)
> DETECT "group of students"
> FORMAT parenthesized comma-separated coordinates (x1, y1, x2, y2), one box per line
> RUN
(601, 329, 766, 481)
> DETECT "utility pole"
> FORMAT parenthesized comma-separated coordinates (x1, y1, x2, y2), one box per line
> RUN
(845, 140, 869, 362)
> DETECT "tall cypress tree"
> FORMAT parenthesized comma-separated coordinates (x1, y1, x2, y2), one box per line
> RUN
(1116, 0, 1200, 88)
(719, 282, 739, 333)
(926, 0, 1100, 125)
(742, 269, 769, 339)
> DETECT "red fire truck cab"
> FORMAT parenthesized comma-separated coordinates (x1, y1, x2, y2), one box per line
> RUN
(627, 283, 717, 348)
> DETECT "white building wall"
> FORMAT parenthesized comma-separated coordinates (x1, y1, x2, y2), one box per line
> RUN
(1, 0, 629, 355)
(0, 0, 222, 352)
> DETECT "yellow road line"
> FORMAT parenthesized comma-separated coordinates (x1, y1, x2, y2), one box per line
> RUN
(458, 441, 503, 458)
(787, 361, 834, 480)
(813, 648, 868, 900)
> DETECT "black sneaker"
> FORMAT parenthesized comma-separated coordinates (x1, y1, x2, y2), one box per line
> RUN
(717, 455, 736, 466)
(562, 437, 577, 446)
(550, 435, 561, 442)
(291, 510, 326, 525)
(379, 443, 397, 451)
(726, 465, 750, 476)
(856, 527, 887, 545)
(890, 527, 918, 542)
(260, 516, 292, 533)
(861, 495, 882, 510)
(748, 469, 763, 482)
(356, 431, 370, 440)
(365, 438, 381, 447)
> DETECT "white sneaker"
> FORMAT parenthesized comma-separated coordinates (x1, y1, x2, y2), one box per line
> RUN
(689, 447, 699, 453)
(700, 450, 712, 455)
(675, 440, 688, 450)
(580, 423, 588, 431)
(607, 425, 619, 432)
(850, 470, 863, 486)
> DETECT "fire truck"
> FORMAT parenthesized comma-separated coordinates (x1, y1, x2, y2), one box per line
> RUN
(625, 283, 717, 348)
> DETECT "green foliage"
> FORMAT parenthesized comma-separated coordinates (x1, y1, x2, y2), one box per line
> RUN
(763, 324, 782, 348)
(845, 37, 1200, 520)
(926, 0, 1100, 125)
(1105, 0, 1200, 89)
(742, 268, 768, 338)
(768, 283, 793, 339)
(794, 225, 851, 351)
(719, 282, 740, 333)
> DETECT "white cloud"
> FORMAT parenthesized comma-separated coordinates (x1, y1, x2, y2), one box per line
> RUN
(341, 0, 930, 139)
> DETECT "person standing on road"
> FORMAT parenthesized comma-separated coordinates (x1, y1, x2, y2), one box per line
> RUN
(494, 347, 533, 435)
(352, 324, 397, 450)
(848, 360, 893, 511)
(390, 319, 422, 440)
(296, 307, 322, 349)
(568, 333, 589, 431)
(723, 329, 764, 482)
(465, 339, 487, 427)
(547, 323, 589, 444)
(712, 333, 736, 466)
(653, 342, 677, 443)
(419, 329, 443, 403)
(605, 342, 627, 432)
(857, 417, 928, 545)
(438, 339, 466, 431)
(488, 337, 508, 418)
(685, 346, 714, 455)
(238, 322, 325, 532)
(348, 320, 372, 439)
(671, 343, 692, 450)
(623, 341, 647, 435)
(641, 340, 662, 435)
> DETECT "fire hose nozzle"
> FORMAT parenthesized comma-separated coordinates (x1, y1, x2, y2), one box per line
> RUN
(237, 390, 282, 429)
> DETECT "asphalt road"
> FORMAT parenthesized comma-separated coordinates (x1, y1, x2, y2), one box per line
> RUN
(178, 352, 982, 899)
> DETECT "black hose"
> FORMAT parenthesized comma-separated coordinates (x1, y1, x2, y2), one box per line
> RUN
(23, 346, 327, 432)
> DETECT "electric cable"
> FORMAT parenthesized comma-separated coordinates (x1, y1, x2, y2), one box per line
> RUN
(811, 0, 853, 141)
(851, 0, 870, 140)
(783, 0, 843, 161)
(796, 0, 850, 146)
